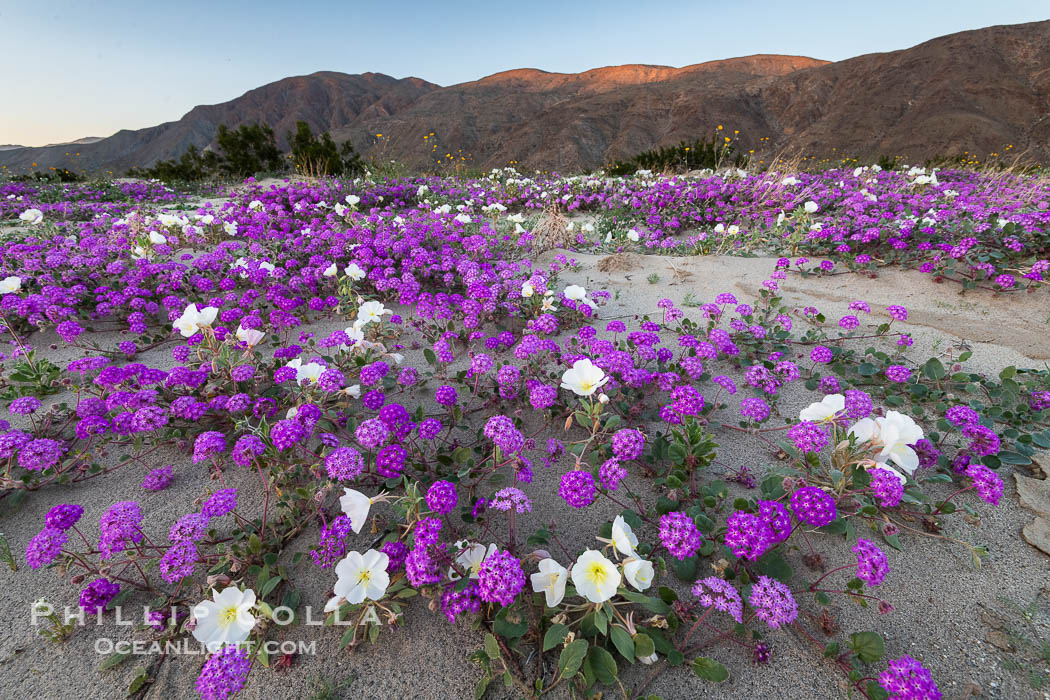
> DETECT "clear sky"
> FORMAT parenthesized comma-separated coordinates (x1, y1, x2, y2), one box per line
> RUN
(1, 0, 1046, 146)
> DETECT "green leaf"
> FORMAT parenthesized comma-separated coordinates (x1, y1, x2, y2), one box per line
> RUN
(107, 589, 132, 611)
(672, 555, 698, 581)
(558, 639, 588, 678)
(543, 624, 568, 652)
(99, 651, 132, 670)
(484, 633, 500, 660)
(593, 607, 608, 635)
(587, 646, 618, 685)
(610, 626, 635, 663)
(692, 656, 729, 682)
(998, 366, 1016, 380)
(474, 676, 490, 700)
(493, 608, 528, 639)
(0, 532, 16, 571)
(848, 631, 885, 663)
(619, 590, 671, 614)
(260, 575, 282, 599)
(755, 552, 793, 583)
(867, 681, 890, 700)
(923, 358, 945, 381)
(998, 451, 1031, 465)
(339, 626, 356, 648)
(634, 633, 656, 659)
(126, 669, 148, 695)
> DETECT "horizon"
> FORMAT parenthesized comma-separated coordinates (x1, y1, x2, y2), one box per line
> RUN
(1, 0, 1047, 147)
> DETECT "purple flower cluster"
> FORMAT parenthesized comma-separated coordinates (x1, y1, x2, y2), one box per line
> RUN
(355, 418, 389, 449)
(787, 421, 829, 454)
(659, 511, 703, 560)
(810, 345, 833, 363)
(309, 515, 354, 568)
(869, 468, 904, 507)
(611, 428, 645, 460)
(201, 488, 238, 518)
(98, 501, 144, 559)
(441, 582, 482, 623)
(691, 576, 743, 623)
(559, 470, 596, 508)
(965, 464, 1004, 505)
(195, 645, 251, 700)
(724, 511, 774, 560)
(426, 480, 458, 515)
(45, 503, 83, 530)
(885, 365, 912, 383)
(789, 487, 837, 526)
(852, 538, 889, 586)
(878, 655, 941, 699)
(25, 527, 67, 569)
(476, 549, 525, 606)
(79, 578, 120, 613)
(748, 575, 798, 629)
(844, 389, 873, 419)
(159, 541, 198, 583)
(739, 397, 771, 422)
(192, 431, 226, 463)
(598, 459, 627, 490)
(483, 415, 525, 453)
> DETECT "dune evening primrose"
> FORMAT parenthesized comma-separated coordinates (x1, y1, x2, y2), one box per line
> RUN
(571, 549, 620, 603)
(191, 587, 257, 650)
(560, 358, 608, 396)
(530, 558, 568, 607)
(173, 303, 219, 338)
(333, 549, 390, 605)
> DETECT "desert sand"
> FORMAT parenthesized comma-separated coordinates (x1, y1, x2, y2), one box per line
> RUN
(0, 227, 1048, 700)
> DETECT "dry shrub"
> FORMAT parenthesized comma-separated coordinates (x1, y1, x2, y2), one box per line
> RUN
(531, 202, 574, 252)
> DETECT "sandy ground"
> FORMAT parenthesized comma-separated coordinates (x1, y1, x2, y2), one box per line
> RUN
(0, 243, 1048, 700)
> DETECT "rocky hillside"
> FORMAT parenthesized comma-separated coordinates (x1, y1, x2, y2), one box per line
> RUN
(3, 20, 1049, 174)
(0, 72, 437, 175)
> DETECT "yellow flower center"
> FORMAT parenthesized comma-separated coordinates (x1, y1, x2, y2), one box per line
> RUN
(586, 562, 608, 585)
(357, 569, 372, 584)
(219, 605, 239, 627)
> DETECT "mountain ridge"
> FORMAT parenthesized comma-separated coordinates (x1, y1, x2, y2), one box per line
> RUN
(3, 20, 1049, 174)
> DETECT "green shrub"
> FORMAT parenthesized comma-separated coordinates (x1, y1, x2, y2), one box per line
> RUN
(11, 169, 83, 183)
(128, 144, 221, 182)
(288, 121, 363, 177)
(215, 122, 283, 177)
(606, 136, 746, 176)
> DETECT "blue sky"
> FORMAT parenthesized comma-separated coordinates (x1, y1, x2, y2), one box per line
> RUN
(1, 0, 1046, 146)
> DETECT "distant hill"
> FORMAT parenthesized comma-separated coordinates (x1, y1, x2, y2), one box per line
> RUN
(41, 137, 104, 147)
(3, 20, 1049, 174)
